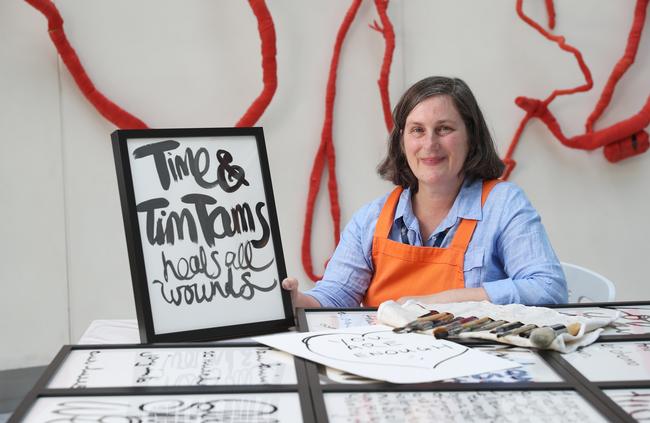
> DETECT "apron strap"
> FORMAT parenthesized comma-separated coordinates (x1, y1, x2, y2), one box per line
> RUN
(450, 179, 501, 249)
(375, 187, 403, 239)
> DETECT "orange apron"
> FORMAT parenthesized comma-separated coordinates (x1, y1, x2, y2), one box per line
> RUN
(363, 179, 500, 307)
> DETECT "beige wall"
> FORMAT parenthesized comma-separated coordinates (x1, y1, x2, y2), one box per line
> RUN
(1, 0, 648, 370)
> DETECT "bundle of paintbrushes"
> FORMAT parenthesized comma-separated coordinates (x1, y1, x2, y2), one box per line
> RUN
(378, 300, 619, 352)
(392, 309, 582, 349)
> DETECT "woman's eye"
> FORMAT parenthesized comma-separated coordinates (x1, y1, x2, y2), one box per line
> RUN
(409, 127, 424, 134)
(437, 126, 453, 135)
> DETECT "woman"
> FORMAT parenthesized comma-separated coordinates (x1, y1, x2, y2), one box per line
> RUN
(283, 76, 567, 308)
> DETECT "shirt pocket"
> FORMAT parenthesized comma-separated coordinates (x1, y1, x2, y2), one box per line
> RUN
(463, 248, 484, 286)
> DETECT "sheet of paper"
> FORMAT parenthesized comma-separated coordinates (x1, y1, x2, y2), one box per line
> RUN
(324, 391, 606, 422)
(559, 306, 650, 335)
(445, 345, 562, 383)
(604, 388, 650, 421)
(563, 341, 650, 381)
(305, 310, 377, 331)
(23, 393, 302, 423)
(320, 345, 561, 384)
(47, 347, 296, 388)
(254, 325, 518, 384)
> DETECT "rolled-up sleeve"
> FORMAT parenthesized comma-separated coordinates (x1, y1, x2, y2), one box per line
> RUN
(305, 202, 378, 307)
(482, 186, 568, 305)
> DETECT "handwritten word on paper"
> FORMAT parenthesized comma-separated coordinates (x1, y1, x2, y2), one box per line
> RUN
(23, 393, 302, 423)
(254, 325, 518, 384)
(47, 347, 296, 388)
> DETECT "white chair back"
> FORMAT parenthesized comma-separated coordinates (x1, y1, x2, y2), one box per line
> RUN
(561, 262, 616, 303)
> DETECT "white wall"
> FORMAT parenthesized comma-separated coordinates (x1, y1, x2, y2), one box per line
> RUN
(1, 0, 648, 370)
(0, 0, 69, 370)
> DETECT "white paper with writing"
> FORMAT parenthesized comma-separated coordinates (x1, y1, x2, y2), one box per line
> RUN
(324, 391, 606, 422)
(254, 325, 518, 384)
(127, 136, 284, 334)
(604, 388, 650, 421)
(305, 310, 377, 331)
(559, 306, 650, 335)
(47, 347, 296, 388)
(23, 393, 303, 423)
(563, 341, 650, 381)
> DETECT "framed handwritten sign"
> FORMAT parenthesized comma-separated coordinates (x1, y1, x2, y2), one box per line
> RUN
(112, 127, 293, 343)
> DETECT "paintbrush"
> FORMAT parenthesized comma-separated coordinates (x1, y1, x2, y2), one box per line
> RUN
(393, 312, 452, 333)
(529, 322, 581, 349)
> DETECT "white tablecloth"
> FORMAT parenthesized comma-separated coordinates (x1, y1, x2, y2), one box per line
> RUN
(78, 320, 255, 344)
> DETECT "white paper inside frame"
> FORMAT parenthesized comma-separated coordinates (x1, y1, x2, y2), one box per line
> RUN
(23, 393, 302, 423)
(127, 136, 284, 334)
(604, 389, 650, 421)
(47, 347, 297, 388)
(562, 341, 650, 381)
(559, 306, 650, 335)
(321, 345, 562, 385)
(324, 391, 606, 423)
(305, 311, 377, 331)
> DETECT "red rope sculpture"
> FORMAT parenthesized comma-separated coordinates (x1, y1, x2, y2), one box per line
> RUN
(301, 0, 363, 282)
(24, 0, 277, 130)
(236, 0, 278, 127)
(371, 0, 395, 133)
(31, 0, 645, 280)
(301, 0, 395, 281)
(503, 0, 650, 179)
(24, 0, 147, 129)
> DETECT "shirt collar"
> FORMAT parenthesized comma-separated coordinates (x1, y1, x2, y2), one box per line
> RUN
(394, 178, 484, 233)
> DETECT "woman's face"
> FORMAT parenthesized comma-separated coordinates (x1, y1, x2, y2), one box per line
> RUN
(402, 95, 469, 191)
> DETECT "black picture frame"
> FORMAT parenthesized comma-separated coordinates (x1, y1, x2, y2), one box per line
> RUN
(10, 301, 650, 422)
(8, 343, 315, 423)
(111, 127, 293, 343)
(296, 304, 649, 422)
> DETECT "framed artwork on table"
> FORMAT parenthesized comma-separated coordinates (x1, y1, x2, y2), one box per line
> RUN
(112, 127, 293, 343)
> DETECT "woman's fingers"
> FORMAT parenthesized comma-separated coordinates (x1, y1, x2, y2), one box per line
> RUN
(282, 277, 299, 291)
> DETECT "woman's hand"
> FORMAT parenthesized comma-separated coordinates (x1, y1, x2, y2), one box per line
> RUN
(397, 287, 489, 305)
(281, 277, 322, 309)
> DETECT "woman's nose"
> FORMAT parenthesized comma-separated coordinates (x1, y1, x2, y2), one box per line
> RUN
(424, 131, 441, 149)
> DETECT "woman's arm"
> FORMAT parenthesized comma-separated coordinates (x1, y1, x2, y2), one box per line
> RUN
(281, 198, 382, 308)
(397, 287, 489, 305)
(482, 184, 568, 305)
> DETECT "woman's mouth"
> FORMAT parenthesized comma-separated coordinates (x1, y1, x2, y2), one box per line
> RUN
(420, 156, 445, 165)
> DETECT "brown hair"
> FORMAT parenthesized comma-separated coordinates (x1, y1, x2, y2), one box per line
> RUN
(377, 76, 504, 191)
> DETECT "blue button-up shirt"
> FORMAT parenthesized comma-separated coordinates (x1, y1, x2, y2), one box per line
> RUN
(306, 178, 567, 307)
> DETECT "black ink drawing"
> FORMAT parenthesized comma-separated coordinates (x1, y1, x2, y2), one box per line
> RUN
(39, 398, 280, 423)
